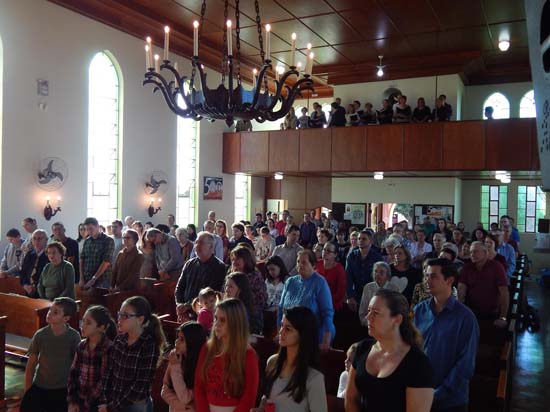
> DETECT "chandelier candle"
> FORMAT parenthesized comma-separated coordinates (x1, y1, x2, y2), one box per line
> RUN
(227, 20, 232, 56)
(193, 21, 199, 57)
(145, 44, 150, 69)
(154, 54, 160, 73)
(290, 33, 297, 67)
(265, 24, 271, 63)
(164, 26, 170, 61)
(253, 68, 258, 87)
(146, 37, 153, 69)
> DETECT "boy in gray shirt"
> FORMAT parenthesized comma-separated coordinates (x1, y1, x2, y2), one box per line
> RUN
(20, 297, 81, 412)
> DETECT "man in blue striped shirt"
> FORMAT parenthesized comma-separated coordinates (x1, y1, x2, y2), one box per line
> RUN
(414, 258, 479, 412)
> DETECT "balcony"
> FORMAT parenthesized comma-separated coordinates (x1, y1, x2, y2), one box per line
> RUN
(223, 118, 539, 176)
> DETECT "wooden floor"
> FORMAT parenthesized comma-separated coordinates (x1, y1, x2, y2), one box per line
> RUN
(2, 277, 549, 412)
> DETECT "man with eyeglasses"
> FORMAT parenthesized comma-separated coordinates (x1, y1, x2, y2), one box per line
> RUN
(20, 229, 50, 297)
(345, 230, 383, 312)
(189, 220, 224, 261)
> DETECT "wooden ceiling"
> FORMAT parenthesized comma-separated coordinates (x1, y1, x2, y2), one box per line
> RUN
(49, 0, 531, 86)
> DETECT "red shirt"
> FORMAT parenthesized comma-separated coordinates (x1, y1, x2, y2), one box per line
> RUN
(275, 220, 286, 236)
(315, 260, 346, 311)
(458, 259, 507, 318)
(194, 345, 259, 412)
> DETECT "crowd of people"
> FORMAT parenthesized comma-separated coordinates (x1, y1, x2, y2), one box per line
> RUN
(0, 210, 522, 412)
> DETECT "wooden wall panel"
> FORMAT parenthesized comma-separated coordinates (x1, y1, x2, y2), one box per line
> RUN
(265, 177, 282, 199)
(403, 123, 442, 170)
(268, 130, 299, 172)
(299, 128, 332, 172)
(485, 119, 532, 170)
(281, 176, 307, 210)
(222, 133, 241, 173)
(442, 121, 485, 170)
(530, 120, 541, 171)
(331, 127, 367, 171)
(366, 125, 404, 171)
(306, 177, 332, 209)
(240, 131, 269, 172)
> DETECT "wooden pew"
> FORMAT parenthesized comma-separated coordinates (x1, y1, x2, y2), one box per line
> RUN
(0, 276, 25, 295)
(161, 319, 181, 347)
(152, 357, 169, 412)
(0, 316, 6, 408)
(151, 280, 177, 320)
(327, 394, 345, 412)
(262, 309, 278, 339)
(319, 349, 346, 396)
(76, 286, 110, 317)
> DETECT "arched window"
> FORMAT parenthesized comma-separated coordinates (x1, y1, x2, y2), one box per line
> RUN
(87, 51, 121, 225)
(235, 174, 250, 223)
(177, 92, 198, 226)
(294, 106, 305, 118)
(520, 90, 536, 118)
(482, 92, 510, 119)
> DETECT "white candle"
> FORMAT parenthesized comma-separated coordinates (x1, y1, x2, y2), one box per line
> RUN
(164, 26, 170, 61)
(56, 196, 61, 207)
(253, 68, 258, 87)
(227, 20, 233, 56)
(307, 52, 314, 75)
(193, 21, 199, 57)
(265, 24, 271, 62)
(145, 44, 151, 69)
(290, 33, 297, 67)
(307, 42, 312, 51)
(154, 54, 160, 72)
(146, 37, 153, 68)
(296, 61, 302, 74)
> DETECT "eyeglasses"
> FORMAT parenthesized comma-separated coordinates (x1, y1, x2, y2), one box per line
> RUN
(122, 236, 132, 239)
(117, 312, 139, 320)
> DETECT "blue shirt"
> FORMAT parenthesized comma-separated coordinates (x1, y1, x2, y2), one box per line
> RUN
(345, 247, 383, 301)
(278, 272, 335, 343)
(497, 242, 516, 278)
(413, 296, 479, 409)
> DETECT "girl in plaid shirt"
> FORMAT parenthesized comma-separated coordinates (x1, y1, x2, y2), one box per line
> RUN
(68, 305, 116, 412)
(99, 296, 166, 412)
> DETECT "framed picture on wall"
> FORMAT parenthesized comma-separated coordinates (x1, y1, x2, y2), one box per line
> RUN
(413, 204, 454, 226)
(203, 176, 223, 200)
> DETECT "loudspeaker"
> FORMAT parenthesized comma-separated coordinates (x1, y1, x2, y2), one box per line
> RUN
(538, 218, 550, 233)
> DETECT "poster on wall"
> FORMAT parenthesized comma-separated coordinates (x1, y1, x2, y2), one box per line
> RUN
(343, 204, 366, 225)
(413, 204, 454, 226)
(203, 176, 223, 200)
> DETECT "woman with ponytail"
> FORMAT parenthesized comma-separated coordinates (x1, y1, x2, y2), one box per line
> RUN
(68, 305, 116, 412)
(99, 296, 166, 412)
(194, 298, 259, 412)
(345, 289, 434, 412)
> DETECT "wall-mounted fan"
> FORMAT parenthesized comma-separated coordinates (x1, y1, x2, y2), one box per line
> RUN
(35, 157, 68, 191)
(144, 171, 169, 196)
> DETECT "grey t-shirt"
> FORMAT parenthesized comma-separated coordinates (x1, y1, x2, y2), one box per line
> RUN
(268, 361, 327, 412)
(28, 325, 81, 389)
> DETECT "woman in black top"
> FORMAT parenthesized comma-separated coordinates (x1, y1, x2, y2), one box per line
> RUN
(345, 289, 434, 412)
(412, 98, 431, 123)
(393, 95, 412, 123)
(309, 103, 327, 128)
(376, 99, 393, 124)
(390, 245, 423, 303)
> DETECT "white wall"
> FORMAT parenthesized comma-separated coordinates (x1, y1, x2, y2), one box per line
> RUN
(462, 81, 533, 120)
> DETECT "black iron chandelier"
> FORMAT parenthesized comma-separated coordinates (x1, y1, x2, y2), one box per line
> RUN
(142, 0, 315, 126)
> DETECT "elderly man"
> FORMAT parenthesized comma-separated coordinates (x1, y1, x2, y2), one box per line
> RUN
(0, 228, 24, 278)
(175, 231, 226, 316)
(20, 229, 50, 297)
(458, 241, 509, 327)
(146, 227, 184, 281)
(272, 225, 303, 275)
(299, 213, 317, 249)
(190, 220, 224, 260)
(345, 230, 383, 311)
(80, 217, 115, 289)
(500, 215, 520, 244)
(414, 259, 479, 412)
(123, 216, 135, 230)
(51, 222, 80, 282)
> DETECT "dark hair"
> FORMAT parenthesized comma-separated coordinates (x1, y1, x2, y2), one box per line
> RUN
(297, 249, 317, 267)
(265, 306, 319, 403)
(288, 224, 300, 234)
(232, 223, 245, 233)
(123, 229, 139, 243)
(359, 229, 373, 240)
(23, 217, 37, 225)
(440, 247, 457, 261)
(53, 297, 77, 318)
(85, 305, 117, 340)
(83, 217, 99, 226)
(426, 258, 458, 281)
(318, 229, 332, 241)
(145, 221, 154, 227)
(156, 224, 171, 234)
(111, 220, 123, 228)
(133, 221, 144, 231)
(230, 245, 256, 273)
(373, 289, 423, 349)
(485, 232, 500, 249)
(186, 224, 197, 233)
(393, 244, 412, 266)
(260, 226, 270, 235)
(77, 224, 86, 242)
(6, 228, 21, 238)
(122, 296, 166, 356)
(226, 272, 254, 313)
(265, 255, 289, 283)
(46, 241, 67, 256)
(255, 213, 263, 218)
(178, 322, 207, 388)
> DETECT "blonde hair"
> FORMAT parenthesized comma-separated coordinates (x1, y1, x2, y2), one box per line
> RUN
(200, 299, 250, 398)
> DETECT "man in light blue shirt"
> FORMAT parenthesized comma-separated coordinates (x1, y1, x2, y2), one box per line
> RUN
(414, 258, 479, 412)
(493, 229, 516, 279)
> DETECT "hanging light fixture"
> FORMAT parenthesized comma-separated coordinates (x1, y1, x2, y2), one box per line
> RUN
(376, 55, 385, 77)
(142, 0, 314, 126)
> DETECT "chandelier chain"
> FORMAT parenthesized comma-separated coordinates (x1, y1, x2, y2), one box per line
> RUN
(235, 0, 241, 85)
(221, 0, 229, 85)
(192, 0, 207, 88)
(255, 0, 265, 64)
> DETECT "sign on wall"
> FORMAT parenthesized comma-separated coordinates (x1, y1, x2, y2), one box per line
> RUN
(413, 204, 454, 226)
(203, 176, 223, 200)
(344, 203, 366, 225)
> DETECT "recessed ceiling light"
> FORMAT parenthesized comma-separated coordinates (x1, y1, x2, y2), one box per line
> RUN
(274, 172, 283, 180)
(498, 40, 510, 52)
(374, 172, 384, 180)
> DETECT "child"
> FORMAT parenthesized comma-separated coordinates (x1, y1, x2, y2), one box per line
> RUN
(161, 322, 207, 412)
(68, 305, 116, 412)
(99, 296, 166, 412)
(264, 256, 288, 310)
(194, 299, 259, 412)
(337, 342, 358, 398)
(298, 107, 310, 129)
(20, 297, 81, 412)
(197, 287, 218, 332)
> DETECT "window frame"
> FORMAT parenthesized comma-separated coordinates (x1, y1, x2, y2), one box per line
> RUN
(482, 92, 510, 120)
